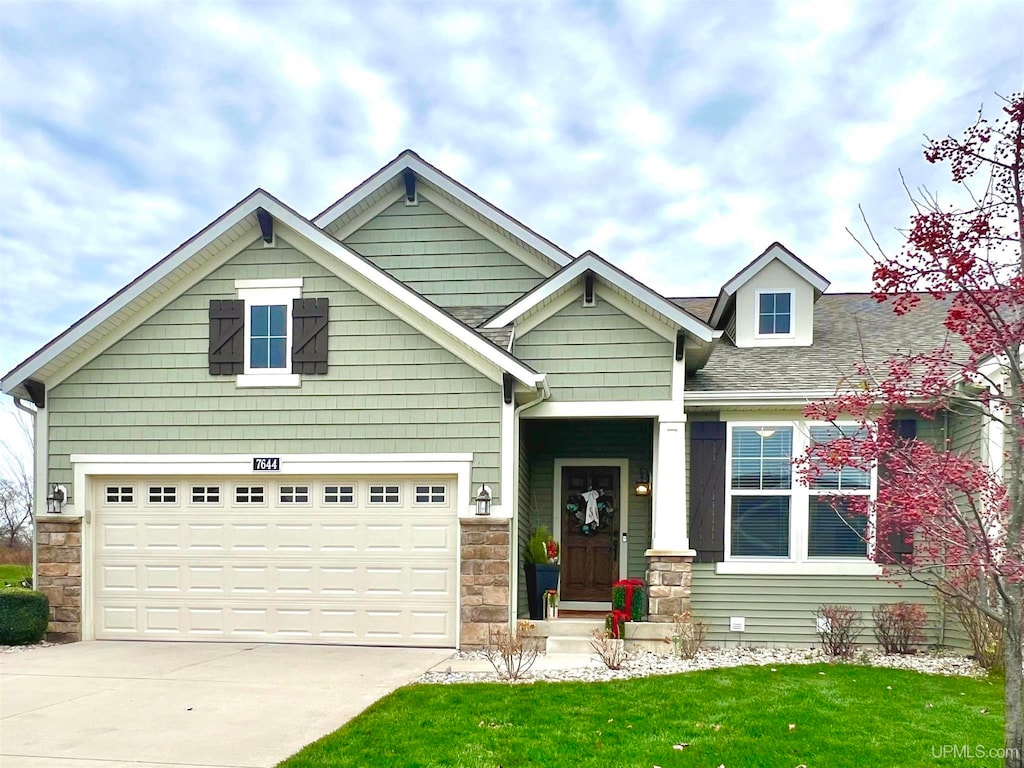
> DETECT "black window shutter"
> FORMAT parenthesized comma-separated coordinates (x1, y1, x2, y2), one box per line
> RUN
(208, 300, 244, 375)
(688, 421, 727, 563)
(883, 418, 917, 561)
(291, 298, 329, 374)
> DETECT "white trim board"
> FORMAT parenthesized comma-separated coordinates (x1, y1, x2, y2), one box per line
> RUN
(552, 459, 630, 585)
(485, 251, 716, 343)
(313, 150, 571, 270)
(4, 190, 547, 395)
(709, 242, 830, 328)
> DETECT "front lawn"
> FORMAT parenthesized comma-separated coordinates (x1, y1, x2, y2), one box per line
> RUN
(0, 564, 31, 586)
(280, 664, 1004, 768)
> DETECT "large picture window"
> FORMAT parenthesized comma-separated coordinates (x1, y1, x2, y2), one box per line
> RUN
(725, 422, 876, 567)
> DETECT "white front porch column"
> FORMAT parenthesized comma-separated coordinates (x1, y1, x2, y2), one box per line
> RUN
(648, 416, 693, 554)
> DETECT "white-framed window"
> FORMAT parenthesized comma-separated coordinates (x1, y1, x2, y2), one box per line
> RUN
(147, 485, 178, 504)
(235, 279, 302, 388)
(279, 485, 310, 504)
(414, 484, 447, 504)
(755, 290, 794, 337)
(191, 485, 221, 505)
(368, 484, 401, 505)
(729, 426, 793, 558)
(323, 484, 355, 505)
(105, 484, 135, 504)
(724, 421, 877, 571)
(807, 425, 872, 558)
(235, 485, 266, 504)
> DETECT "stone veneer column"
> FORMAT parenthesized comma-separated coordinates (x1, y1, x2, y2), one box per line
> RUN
(459, 518, 510, 649)
(646, 554, 694, 623)
(36, 516, 83, 642)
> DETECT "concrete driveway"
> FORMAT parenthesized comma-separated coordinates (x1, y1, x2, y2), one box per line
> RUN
(0, 641, 452, 768)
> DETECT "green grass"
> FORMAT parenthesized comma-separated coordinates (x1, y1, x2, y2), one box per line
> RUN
(279, 664, 1006, 768)
(0, 564, 31, 586)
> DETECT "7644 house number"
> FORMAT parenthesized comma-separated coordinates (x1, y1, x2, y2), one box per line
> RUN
(252, 457, 281, 471)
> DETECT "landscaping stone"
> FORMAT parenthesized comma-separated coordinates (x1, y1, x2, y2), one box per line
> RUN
(417, 646, 986, 685)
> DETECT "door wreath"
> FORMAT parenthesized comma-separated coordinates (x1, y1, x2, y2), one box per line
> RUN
(566, 491, 615, 535)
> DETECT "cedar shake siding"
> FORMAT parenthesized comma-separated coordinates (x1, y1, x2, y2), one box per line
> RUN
(46, 237, 503, 503)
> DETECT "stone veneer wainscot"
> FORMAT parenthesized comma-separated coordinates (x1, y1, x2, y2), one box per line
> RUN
(646, 554, 693, 622)
(36, 515, 83, 642)
(459, 518, 510, 648)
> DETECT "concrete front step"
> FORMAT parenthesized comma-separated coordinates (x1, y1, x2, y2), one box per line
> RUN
(532, 618, 674, 654)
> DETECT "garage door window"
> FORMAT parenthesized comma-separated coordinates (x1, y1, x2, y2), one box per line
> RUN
(191, 485, 221, 504)
(105, 485, 134, 504)
(235, 485, 266, 504)
(369, 484, 401, 505)
(148, 485, 178, 504)
(414, 485, 447, 504)
(323, 484, 355, 504)
(279, 485, 310, 504)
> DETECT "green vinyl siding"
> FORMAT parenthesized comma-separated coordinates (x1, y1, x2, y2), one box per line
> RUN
(47, 237, 501, 502)
(515, 299, 673, 401)
(517, 418, 653, 616)
(689, 565, 964, 650)
(684, 411, 969, 651)
(343, 199, 545, 307)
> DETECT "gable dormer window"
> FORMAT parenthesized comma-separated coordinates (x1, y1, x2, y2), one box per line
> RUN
(756, 290, 794, 337)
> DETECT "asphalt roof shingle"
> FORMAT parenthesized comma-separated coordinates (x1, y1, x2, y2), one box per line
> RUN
(671, 293, 960, 393)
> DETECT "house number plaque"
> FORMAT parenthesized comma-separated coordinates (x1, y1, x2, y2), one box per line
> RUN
(252, 457, 281, 471)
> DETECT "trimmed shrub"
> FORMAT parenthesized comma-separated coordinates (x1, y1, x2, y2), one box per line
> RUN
(814, 604, 863, 658)
(872, 602, 928, 654)
(0, 588, 49, 645)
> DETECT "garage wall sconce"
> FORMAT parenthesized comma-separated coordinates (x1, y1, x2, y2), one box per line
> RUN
(475, 485, 492, 516)
(46, 484, 68, 514)
(634, 469, 652, 497)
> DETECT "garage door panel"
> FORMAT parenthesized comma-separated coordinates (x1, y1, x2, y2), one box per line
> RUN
(93, 476, 459, 647)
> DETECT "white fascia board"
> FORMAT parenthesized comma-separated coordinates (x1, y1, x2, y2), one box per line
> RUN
(1, 191, 266, 395)
(312, 153, 571, 269)
(72, 452, 474, 464)
(257, 195, 545, 388)
(710, 245, 831, 328)
(527, 400, 684, 419)
(486, 254, 716, 342)
(4, 189, 545, 394)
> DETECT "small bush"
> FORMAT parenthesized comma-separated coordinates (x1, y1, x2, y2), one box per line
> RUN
(872, 602, 928, 654)
(666, 611, 708, 659)
(0, 588, 48, 645)
(485, 620, 541, 680)
(815, 604, 862, 658)
(938, 589, 1004, 670)
(590, 629, 630, 669)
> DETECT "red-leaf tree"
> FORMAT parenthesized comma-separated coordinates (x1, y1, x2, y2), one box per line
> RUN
(796, 92, 1023, 766)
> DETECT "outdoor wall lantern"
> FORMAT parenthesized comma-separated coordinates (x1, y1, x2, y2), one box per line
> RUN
(475, 485, 492, 516)
(46, 484, 67, 514)
(634, 469, 652, 497)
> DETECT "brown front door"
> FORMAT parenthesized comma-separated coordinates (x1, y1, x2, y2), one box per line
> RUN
(560, 465, 619, 602)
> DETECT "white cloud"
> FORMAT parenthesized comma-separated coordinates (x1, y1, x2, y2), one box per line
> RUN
(0, 0, 1021, 382)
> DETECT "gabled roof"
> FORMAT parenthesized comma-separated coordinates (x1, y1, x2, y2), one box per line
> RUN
(313, 149, 572, 271)
(708, 242, 831, 329)
(2, 190, 546, 398)
(685, 292, 961, 394)
(483, 250, 718, 344)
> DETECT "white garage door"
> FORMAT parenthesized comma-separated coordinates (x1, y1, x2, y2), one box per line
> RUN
(92, 476, 458, 647)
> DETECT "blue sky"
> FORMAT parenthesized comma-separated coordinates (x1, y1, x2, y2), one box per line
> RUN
(0, 0, 1021, 386)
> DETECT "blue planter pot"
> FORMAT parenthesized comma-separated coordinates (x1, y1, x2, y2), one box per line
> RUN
(524, 563, 560, 620)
